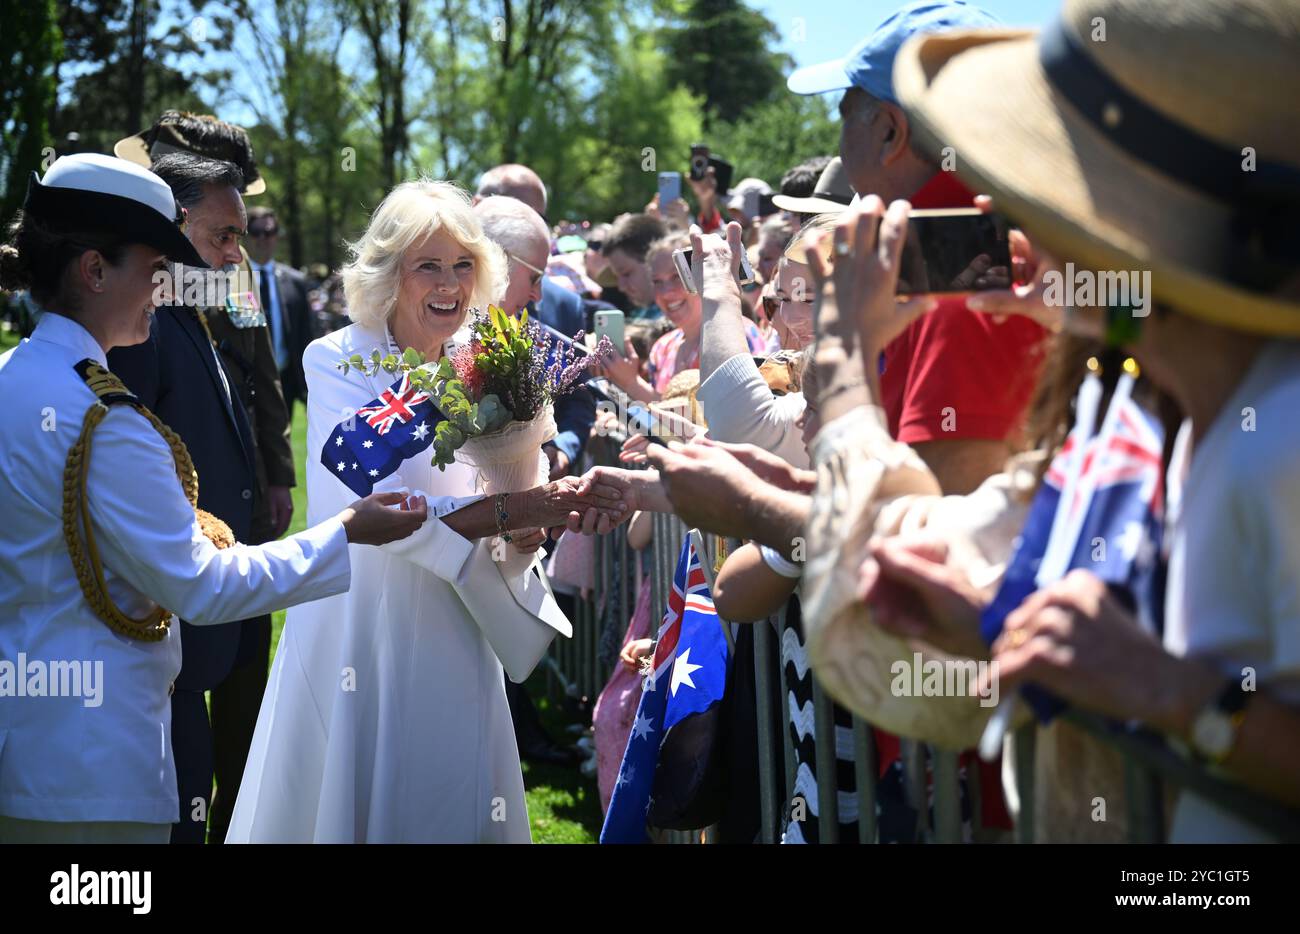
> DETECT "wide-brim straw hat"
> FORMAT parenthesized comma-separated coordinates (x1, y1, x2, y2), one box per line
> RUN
(894, 0, 1300, 336)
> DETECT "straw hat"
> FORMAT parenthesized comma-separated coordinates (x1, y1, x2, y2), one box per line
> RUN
(894, 0, 1300, 335)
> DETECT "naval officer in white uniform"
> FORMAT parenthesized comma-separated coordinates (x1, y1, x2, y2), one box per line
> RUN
(0, 153, 430, 843)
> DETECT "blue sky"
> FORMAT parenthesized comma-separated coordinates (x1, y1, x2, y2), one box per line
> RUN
(751, 0, 1059, 73)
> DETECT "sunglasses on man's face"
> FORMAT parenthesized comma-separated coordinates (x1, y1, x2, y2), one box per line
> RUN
(248, 228, 278, 239)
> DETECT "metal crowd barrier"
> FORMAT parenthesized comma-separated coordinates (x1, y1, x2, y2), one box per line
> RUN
(546, 435, 1300, 844)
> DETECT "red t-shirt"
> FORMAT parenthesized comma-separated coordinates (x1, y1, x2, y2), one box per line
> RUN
(880, 172, 1046, 446)
(873, 172, 1030, 832)
(697, 208, 723, 234)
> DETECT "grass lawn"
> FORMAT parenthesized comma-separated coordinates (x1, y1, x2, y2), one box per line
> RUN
(272, 401, 601, 843)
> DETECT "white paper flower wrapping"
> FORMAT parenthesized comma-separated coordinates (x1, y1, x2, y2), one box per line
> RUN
(454, 403, 556, 494)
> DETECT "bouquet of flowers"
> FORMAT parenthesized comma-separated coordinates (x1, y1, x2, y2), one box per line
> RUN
(340, 306, 612, 492)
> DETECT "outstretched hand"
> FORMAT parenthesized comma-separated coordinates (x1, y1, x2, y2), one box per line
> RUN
(527, 473, 628, 536)
(642, 441, 765, 540)
(861, 536, 988, 660)
(688, 221, 744, 300)
(340, 492, 428, 545)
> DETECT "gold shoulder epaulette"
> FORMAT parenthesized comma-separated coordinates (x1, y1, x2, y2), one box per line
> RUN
(74, 358, 139, 408)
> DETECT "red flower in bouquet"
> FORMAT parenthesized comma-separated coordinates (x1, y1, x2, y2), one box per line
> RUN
(450, 342, 486, 398)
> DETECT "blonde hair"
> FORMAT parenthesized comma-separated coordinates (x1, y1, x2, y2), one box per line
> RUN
(342, 179, 506, 330)
(783, 212, 842, 264)
(644, 230, 691, 270)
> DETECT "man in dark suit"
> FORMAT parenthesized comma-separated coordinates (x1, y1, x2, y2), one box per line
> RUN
(245, 206, 313, 414)
(113, 112, 301, 842)
(107, 153, 260, 843)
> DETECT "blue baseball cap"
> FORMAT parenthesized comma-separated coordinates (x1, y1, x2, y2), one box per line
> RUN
(787, 1, 999, 103)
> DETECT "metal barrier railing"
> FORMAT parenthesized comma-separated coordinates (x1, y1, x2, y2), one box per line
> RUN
(547, 435, 1300, 844)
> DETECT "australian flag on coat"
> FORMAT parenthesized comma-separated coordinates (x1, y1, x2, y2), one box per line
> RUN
(981, 379, 1166, 721)
(600, 535, 730, 843)
(322, 370, 448, 497)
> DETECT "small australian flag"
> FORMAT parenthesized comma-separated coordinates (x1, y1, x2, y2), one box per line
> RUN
(321, 371, 449, 497)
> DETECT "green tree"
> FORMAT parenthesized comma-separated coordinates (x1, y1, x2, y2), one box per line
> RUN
(1, 0, 62, 226)
(49, 0, 242, 157)
(659, 0, 791, 128)
(348, 0, 421, 188)
(708, 92, 840, 190)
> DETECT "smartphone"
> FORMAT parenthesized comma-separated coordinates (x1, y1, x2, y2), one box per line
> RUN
(658, 171, 682, 208)
(707, 156, 734, 197)
(625, 403, 666, 446)
(672, 247, 756, 295)
(593, 308, 625, 356)
(689, 144, 710, 181)
(896, 209, 1012, 295)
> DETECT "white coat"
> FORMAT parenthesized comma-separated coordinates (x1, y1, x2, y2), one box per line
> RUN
(226, 321, 569, 843)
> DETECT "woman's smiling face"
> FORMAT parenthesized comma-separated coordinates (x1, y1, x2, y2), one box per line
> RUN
(649, 249, 701, 333)
(391, 228, 477, 356)
(775, 257, 814, 350)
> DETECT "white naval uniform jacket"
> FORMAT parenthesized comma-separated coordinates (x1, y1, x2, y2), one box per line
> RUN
(0, 313, 352, 824)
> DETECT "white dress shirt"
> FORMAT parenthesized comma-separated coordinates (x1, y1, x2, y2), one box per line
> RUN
(0, 312, 352, 824)
(1163, 342, 1300, 842)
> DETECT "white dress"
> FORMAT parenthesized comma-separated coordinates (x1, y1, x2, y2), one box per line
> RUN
(227, 322, 551, 843)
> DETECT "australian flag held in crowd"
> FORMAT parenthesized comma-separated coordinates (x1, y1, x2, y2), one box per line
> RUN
(981, 369, 1166, 721)
(600, 534, 731, 844)
(322, 369, 447, 497)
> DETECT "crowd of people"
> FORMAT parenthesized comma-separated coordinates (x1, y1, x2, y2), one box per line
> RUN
(0, 0, 1297, 845)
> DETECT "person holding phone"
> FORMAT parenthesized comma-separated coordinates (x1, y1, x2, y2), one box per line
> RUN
(787, 0, 1046, 496)
(592, 231, 767, 402)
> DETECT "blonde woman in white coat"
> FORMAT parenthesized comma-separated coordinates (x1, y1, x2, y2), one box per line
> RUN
(227, 181, 626, 843)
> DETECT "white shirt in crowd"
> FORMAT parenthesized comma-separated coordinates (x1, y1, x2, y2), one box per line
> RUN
(1164, 340, 1300, 843)
(696, 352, 808, 469)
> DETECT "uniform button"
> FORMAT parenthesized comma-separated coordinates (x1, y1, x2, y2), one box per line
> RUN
(241, 489, 252, 500)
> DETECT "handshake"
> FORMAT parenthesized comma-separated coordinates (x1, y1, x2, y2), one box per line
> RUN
(334, 467, 643, 548)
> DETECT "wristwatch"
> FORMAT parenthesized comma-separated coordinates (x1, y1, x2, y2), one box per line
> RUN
(1189, 678, 1252, 764)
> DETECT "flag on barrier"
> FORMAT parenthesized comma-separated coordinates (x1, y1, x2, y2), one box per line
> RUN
(600, 533, 730, 843)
